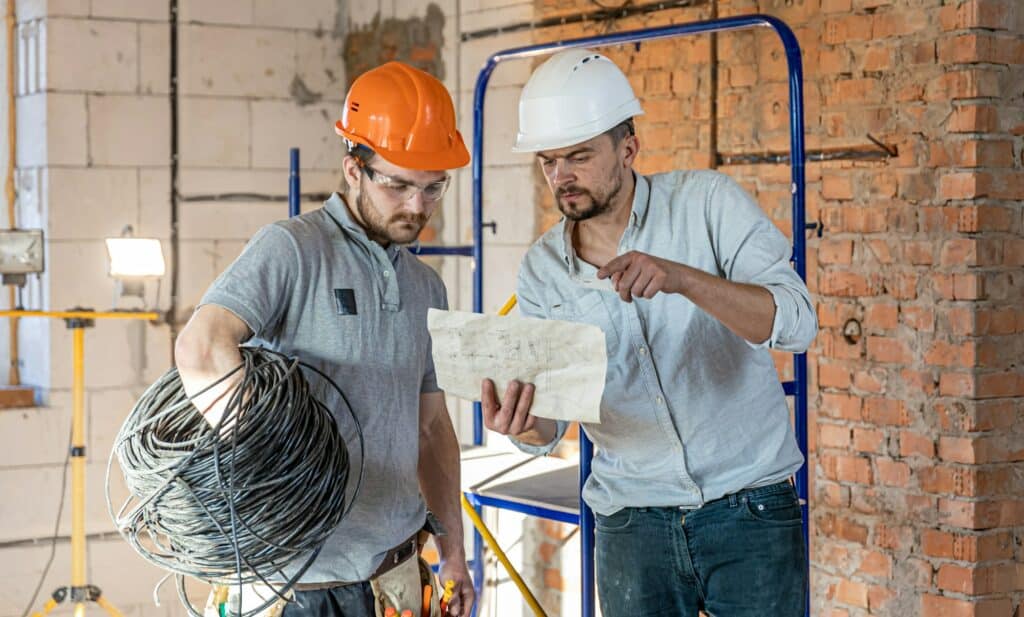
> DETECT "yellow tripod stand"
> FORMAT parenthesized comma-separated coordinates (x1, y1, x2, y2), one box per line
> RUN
(2, 309, 159, 617)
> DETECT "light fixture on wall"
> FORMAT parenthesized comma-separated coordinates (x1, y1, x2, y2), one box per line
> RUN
(0, 228, 44, 286)
(105, 226, 165, 310)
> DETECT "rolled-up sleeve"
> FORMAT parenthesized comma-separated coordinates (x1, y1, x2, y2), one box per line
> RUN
(708, 174, 817, 353)
(507, 258, 569, 456)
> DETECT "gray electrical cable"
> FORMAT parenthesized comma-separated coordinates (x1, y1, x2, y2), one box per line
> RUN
(107, 346, 363, 617)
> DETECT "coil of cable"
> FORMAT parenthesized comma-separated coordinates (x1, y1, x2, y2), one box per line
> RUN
(107, 346, 362, 616)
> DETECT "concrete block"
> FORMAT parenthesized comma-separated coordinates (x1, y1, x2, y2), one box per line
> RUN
(90, 0, 167, 21)
(0, 542, 72, 614)
(89, 387, 142, 463)
(253, 0, 342, 30)
(348, 0, 382, 26)
(143, 323, 172, 384)
(45, 168, 138, 241)
(459, 4, 532, 40)
(17, 92, 88, 167)
(296, 30, 346, 104)
(179, 0, 253, 25)
(139, 22, 170, 95)
(46, 18, 138, 93)
(0, 404, 71, 466)
(459, 0, 530, 13)
(178, 201, 281, 240)
(482, 244, 525, 314)
(138, 168, 171, 239)
(459, 31, 534, 92)
(179, 24, 295, 98)
(459, 163, 537, 246)
(179, 96, 250, 168)
(88, 537, 207, 607)
(45, 297, 154, 390)
(15, 0, 89, 21)
(88, 95, 170, 166)
(0, 465, 71, 542)
(250, 100, 344, 170)
(458, 85, 531, 168)
(176, 240, 218, 317)
(179, 167, 343, 197)
(15, 314, 50, 389)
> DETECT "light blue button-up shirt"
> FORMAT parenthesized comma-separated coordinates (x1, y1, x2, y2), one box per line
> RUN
(512, 170, 816, 516)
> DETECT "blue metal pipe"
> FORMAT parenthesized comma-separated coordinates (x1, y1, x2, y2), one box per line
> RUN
(471, 13, 808, 617)
(289, 148, 300, 218)
(410, 245, 475, 257)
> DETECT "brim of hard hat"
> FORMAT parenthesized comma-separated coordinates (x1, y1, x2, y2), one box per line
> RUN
(511, 107, 644, 153)
(336, 122, 471, 171)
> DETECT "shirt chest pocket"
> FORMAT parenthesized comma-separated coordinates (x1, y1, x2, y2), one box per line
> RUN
(549, 291, 621, 350)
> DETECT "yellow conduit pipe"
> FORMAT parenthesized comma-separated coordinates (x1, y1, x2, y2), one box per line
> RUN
(461, 494, 547, 617)
(6, 0, 18, 385)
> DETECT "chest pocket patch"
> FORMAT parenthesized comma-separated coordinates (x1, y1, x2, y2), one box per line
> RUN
(334, 288, 358, 315)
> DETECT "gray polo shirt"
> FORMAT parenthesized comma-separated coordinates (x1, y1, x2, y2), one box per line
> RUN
(513, 170, 816, 516)
(199, 193, 447, 583)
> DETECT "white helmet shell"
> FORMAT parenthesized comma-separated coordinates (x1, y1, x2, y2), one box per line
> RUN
(513, 48, 644, 153)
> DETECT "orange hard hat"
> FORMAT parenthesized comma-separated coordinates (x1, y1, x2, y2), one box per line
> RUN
(335, 62, 469, 171)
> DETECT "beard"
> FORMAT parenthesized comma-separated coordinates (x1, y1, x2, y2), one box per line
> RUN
(555, 175, 622, 222)
(355, 186, 428, 246)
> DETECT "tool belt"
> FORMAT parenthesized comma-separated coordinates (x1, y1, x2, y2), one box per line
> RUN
(291, 533, 418, 591)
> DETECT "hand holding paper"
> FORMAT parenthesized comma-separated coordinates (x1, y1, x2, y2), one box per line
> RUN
(427, 309, 607, 424)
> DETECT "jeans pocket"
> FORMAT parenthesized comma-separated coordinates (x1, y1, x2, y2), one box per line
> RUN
(595, 507, 635, 533)
(742, 491, 803, 525)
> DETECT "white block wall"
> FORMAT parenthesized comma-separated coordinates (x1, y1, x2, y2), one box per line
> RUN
(0, 0, 573, 615)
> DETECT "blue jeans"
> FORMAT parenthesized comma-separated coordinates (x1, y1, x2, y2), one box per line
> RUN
(595, 481, 807, 617)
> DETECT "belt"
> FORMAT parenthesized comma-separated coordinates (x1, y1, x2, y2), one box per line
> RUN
(292, 534, 418, 592)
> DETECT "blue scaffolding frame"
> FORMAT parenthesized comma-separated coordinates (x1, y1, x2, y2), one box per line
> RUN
(289, 14, 810, 616)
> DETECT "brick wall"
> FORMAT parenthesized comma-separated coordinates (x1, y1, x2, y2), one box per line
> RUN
(530, 0, 1024, 615)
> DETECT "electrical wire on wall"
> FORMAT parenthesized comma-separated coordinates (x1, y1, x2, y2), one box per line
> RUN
(107, 347, 363, 616)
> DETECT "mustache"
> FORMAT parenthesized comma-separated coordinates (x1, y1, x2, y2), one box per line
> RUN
(556, 185, 589, 198)
(391, 213, 427, 225)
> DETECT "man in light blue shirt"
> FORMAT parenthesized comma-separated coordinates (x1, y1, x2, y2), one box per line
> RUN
(481, 49, 817, 616)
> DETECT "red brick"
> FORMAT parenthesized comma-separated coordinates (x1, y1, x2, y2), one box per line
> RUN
(925, 69, 1001, 102)
(876, 458, 910, 487)
(819, 423, 852, 449)
(853, 428, 885, 453)
(860, 46, 893, 72)
(857, 550, 892, 578)
(939, 372, 975, 397)
(940, 172, 994, 200)
(939, 0, 1014, 32)
(820, 271, 883, 297)
(925, 340, 976, 368)
(829, 77, 885, 106)
(952, 140, 1016, 168)
(864, 303, 898, 330)
(947, 105, 1000, 133)
(866, 336, 913, 364)
(923, 593, 1012, 617)
(822, 175, 855, 200)
(819, 362, 853, 389)
(823, 15, 872, 45)
(837, 455, 873, 484)
(853, 370, 885, 394)
(976, 372, 1024, 398)
(900, 430, 936, 458)
(958, 205, 1014, 232)
(836, 578, 869, 608)
(819, 239, 854, 264)
(901, 306, 935, 332)
(820, 392, 863, 421)
(864, 397, 908, 426)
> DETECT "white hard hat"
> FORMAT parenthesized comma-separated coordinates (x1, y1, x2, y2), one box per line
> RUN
(513, 48, 644, 153)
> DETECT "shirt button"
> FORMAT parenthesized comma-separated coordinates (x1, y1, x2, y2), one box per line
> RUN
(383, 271, 390, 278)
(656, 396, 664, 405)
(638, 346, 647, 355)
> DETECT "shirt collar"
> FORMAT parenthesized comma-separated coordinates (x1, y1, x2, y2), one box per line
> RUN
(558, 172, 651, 270)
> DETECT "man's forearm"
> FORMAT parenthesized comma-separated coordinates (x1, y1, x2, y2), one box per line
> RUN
(418, 406, 466, 561)
(674, 263, 776, 345)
